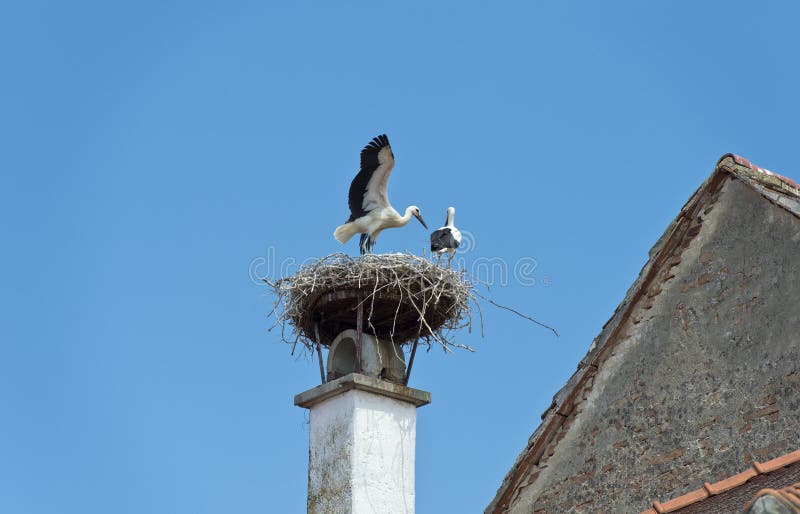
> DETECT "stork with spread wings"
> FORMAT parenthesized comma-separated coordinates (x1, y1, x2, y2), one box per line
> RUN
(334, 134, 427, 254)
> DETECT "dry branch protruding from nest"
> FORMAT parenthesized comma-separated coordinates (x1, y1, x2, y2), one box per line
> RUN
(265, 253, 476, 353)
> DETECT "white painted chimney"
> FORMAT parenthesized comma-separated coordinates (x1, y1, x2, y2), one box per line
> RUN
(295, 373, 431, 514)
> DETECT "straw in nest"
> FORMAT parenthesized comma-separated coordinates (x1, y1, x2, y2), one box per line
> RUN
(265, 252, 478, 353)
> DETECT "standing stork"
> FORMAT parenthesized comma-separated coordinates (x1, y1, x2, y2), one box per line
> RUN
(430, 206, 461, 266)
(333, 134, 428, 254)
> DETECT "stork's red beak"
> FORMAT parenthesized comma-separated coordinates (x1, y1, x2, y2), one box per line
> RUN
(415, 213, 428, 230)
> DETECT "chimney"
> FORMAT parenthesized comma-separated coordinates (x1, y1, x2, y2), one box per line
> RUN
(270, 255, 466, 512)
(294, 330, 431, 514)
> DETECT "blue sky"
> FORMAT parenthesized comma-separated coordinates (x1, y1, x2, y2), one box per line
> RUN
(3, 2, 800, 513)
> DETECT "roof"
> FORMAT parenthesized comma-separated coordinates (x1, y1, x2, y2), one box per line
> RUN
(723, 154, 800, 216)
(640, 450, 800, 513)
(486, 154, 800, 513)
(745, 482, 800, 514)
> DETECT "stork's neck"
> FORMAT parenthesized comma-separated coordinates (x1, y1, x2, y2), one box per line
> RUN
(398, 206, 416, 226)
(445, 207, 455, 227)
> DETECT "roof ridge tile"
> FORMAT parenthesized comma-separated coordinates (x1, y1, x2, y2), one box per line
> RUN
(759, 450, 800, 474)
(641, 449, 800, 513)
(718, 153, 800, 197)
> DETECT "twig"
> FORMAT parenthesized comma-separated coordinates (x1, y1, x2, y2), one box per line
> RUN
(476, 292, 559, 337)
(355, 297, 363, 373)
(404, 332, 420, 385)
(313, 322, 326, 384)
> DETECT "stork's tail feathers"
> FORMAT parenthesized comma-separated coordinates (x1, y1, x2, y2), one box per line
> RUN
(334, 222, 359, 244)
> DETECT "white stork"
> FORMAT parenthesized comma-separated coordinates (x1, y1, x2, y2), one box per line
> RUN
(333, 134, 428, 254)
(430, 206, 461, 266)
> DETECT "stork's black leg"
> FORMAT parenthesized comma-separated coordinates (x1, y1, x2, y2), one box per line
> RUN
(359, 234, 369, 255)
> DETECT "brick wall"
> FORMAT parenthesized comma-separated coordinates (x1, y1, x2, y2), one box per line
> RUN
(504, 177, 800, 513)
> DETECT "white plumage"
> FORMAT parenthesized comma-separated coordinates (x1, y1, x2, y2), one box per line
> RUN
(333, 134, 428, 254)
(429, 206, 461, 266)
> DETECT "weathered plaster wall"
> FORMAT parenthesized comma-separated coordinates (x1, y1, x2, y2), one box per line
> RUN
(508, 178, 800, 513)
(308, 388, 417, 514)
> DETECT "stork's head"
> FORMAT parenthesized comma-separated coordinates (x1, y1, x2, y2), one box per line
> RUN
(408, 206, 427, 229)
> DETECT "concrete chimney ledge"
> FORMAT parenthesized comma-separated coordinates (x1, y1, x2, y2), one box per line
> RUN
(294, 373, 431, 409)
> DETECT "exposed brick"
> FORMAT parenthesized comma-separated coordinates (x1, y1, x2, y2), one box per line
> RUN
(743, 406, 779, 422)
(753, 440, 788, 461)
(649, 448, 686, 466)
(697, 416, 717, 430)
(786, 372, 800, 383)
(568, 469, 596, 485)
(758, 394, 777, 406)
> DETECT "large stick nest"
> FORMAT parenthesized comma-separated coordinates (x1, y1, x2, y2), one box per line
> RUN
(265, 253, 477, 353)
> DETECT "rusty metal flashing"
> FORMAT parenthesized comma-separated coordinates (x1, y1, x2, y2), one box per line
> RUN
(486, 154, 799, 513)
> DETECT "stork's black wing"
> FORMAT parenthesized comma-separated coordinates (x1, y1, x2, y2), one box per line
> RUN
(347, 134, 394, 221)
(430, 227, 460, 252)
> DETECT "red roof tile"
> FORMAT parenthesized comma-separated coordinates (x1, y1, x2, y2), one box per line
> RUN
(703, 468, 759, 495)
(756, 451, 800, 474)
(720, 153, 800, 200)
(641, 449, 800, 513)
(727, 153, 800, 190)
(744, 483, 800, 513)
(654, 487, 708, 512)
